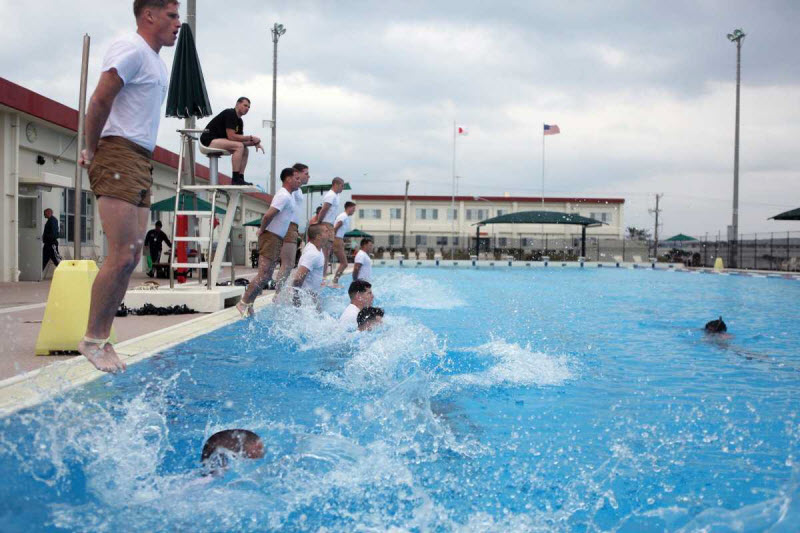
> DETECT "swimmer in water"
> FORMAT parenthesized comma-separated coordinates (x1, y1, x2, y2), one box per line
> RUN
(357, 306, 384, 332)
(339, 280, 373, 330)
(704, 316, 727, 334)
(201, 429, 264, 477)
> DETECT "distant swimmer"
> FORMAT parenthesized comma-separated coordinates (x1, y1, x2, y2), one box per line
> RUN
(331, 201, 357, 287)
(201, 429, 264, 477)
(704, 317, 729, 336)
(357, 306, 385, 332)
(292, 223, 327, 309)
(352, 238, 374, 282)
(339, 280, 373, 330)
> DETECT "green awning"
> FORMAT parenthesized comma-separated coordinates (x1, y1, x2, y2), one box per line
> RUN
(301, 182, 352, 194)
(344, 229, 373, 239)
(664, 233, 697, 242)
(166, 23, 212, 118)
(770, 207, 800, 221)
(244, 218, 262, 227)
(477, 211, 602, 227)
(150, 193, 226, 214)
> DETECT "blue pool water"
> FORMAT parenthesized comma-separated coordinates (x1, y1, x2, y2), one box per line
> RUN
(2, 268, 800, 531)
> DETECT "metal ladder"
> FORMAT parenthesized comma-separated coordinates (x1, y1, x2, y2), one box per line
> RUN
(168, 128, 259, 289)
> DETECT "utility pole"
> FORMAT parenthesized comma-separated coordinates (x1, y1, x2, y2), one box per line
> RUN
(269, 23, 286, 195)
(727, 28, 745, 268)
(649, 193, 663, 258)
(401, 180, 410, 255)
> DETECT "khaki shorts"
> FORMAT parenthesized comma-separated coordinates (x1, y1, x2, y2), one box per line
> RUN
(283, 222, 299, 244)
(258, 231, 284, 262)
(321, 222, 334, 243)
(333, 237, 346, 257)
(88, 136, 153, 207)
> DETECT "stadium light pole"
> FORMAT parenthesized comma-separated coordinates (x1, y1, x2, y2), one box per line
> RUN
(727, 28, 745, 268)
(269, 23, 286, 196)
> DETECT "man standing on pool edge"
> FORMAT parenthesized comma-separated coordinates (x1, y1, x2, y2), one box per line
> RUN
(76, 0, 181, 373)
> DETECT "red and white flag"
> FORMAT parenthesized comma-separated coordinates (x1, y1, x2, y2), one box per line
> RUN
(457, 126, 469, 136)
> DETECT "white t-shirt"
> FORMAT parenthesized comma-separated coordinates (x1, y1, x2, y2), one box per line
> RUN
(338, 304, 360, 330)
(321, 190, 340, 224)
(265, 187, 295, 237)
(354, 250, 373, 282)
(290, 189, 304, 225)
(298, 242, 324, 292)
(334, 212, 351, 239)
(100, 33, 168, 152)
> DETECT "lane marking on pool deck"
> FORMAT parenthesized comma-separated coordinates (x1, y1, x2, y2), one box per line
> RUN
(0, 302, 47, 315)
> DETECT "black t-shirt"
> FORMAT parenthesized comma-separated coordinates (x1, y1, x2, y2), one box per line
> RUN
(144, 229, 171, 251)
(201, 108, 243, 144)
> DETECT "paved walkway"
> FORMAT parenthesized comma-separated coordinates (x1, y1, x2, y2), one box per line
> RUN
(0, 267, 258, 381)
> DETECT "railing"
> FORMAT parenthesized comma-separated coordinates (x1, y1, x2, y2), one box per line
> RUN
(365, 231, 800, 271)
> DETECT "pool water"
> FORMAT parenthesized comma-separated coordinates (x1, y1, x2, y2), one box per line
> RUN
(2, 268, 800, 532)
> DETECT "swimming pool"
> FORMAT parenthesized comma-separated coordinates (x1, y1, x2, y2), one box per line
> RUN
(1, 268, 799, 531)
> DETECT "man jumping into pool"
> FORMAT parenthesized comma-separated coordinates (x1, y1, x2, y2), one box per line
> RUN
(291, 223, 327, 309)
(77, 0, 181, 373)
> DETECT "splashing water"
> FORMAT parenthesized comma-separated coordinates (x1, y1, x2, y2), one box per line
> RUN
(1, 268, 800, 531)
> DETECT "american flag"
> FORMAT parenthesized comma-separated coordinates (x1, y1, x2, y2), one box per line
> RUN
(457, 126, 469, 136)
(543, 124, 560, 135)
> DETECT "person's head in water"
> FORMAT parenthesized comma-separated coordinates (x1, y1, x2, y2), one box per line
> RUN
(348, 279, 373, 308)
(357, 306, 384, 331)
(201, 429, 264, 476)
(704, 316, 727, 334)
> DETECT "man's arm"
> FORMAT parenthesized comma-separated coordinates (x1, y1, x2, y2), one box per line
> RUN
(162, 230, 171, 248)
(225, 128, 261, 146)
(333, 219, 343, 233)
(317, 202, 332, 223)
(293, 266, 309, 287)
(79, 70, 124, 167)
(257, 206, 280, 235)
(352, 263, 361, 280)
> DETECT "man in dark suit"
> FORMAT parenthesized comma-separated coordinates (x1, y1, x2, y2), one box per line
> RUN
(144, 220, 171, 276)
(42, 208, 61, 271)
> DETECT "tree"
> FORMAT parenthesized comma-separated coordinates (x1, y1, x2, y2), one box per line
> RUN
(626, 226, 651, 240)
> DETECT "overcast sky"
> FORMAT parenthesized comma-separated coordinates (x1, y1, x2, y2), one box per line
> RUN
(2, 0, 799, 236)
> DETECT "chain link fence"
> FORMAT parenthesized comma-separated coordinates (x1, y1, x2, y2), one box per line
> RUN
(367, 231, 800, 271)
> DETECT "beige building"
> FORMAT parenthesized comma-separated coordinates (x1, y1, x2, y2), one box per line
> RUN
(350, 194, 625, 250)
(0, 77, 272, 283)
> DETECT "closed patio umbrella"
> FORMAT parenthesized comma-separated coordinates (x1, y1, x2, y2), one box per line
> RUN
(166, 23, 212, 119)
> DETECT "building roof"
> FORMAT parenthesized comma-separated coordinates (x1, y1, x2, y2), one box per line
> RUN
(477, 211, 603, 227)
(0, 77, 272, 205)
(352, 194, 624, 204)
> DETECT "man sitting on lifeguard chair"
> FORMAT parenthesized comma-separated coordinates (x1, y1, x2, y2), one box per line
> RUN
(199, 97, 264, 186)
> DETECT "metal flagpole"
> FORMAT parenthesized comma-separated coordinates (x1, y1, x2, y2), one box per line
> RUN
(451, 121, 456, 259)
(74, 34, 90, 260)
(541, 124, 545, 209)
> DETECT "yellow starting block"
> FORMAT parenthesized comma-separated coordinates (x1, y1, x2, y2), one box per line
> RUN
(713, 257, 724, 272)
(35, 260, 116, 355)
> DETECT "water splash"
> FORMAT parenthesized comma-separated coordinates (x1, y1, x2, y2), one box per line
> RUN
(372, 271, 465, 310)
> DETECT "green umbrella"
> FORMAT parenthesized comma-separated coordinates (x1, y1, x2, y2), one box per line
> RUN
(150, 193, 226, 214)
(664, 234, 697, 242)
(244, 218, 262, 227)
(769, 207, 800, 221)
(301, 182, 352, 194)
(344, 229, 372, 239)
(166, 23, 212, 118)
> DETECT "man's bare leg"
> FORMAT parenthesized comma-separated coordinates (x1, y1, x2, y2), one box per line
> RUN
(274, 241, 298, 294)
(79, 198, 148, 373)
(209, 139, 246, 173)
(331, 239, 347, 287)
(237, 255, 275, 316)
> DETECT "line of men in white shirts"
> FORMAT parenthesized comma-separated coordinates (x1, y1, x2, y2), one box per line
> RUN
(235, 164, 383, 331)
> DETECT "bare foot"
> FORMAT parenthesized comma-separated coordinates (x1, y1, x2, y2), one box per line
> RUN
(78, 338, 126, 373)
(236, 301, 253, 318)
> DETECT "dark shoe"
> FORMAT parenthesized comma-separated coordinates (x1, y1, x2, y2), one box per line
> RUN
(231, 175, 253, 186)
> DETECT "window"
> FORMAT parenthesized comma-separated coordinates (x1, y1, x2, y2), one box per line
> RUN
(498, 237, 509, 247)
(390, 208, 402, 219)
(590, 212, 611, 223)
(388, 234, 402, 246)
(496, 209, 508, 217)
(446, 208, 458, 221)
(436, 236, 448, 246)
(520, 237, 533, 247)
(452, 236, 460, 246)
(415, 208, 438, 220)
(358, 209, 382, 219)
(60, 188, 94, 243)
(415, 235, 428, 246)
(466, 208, 489, 221)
